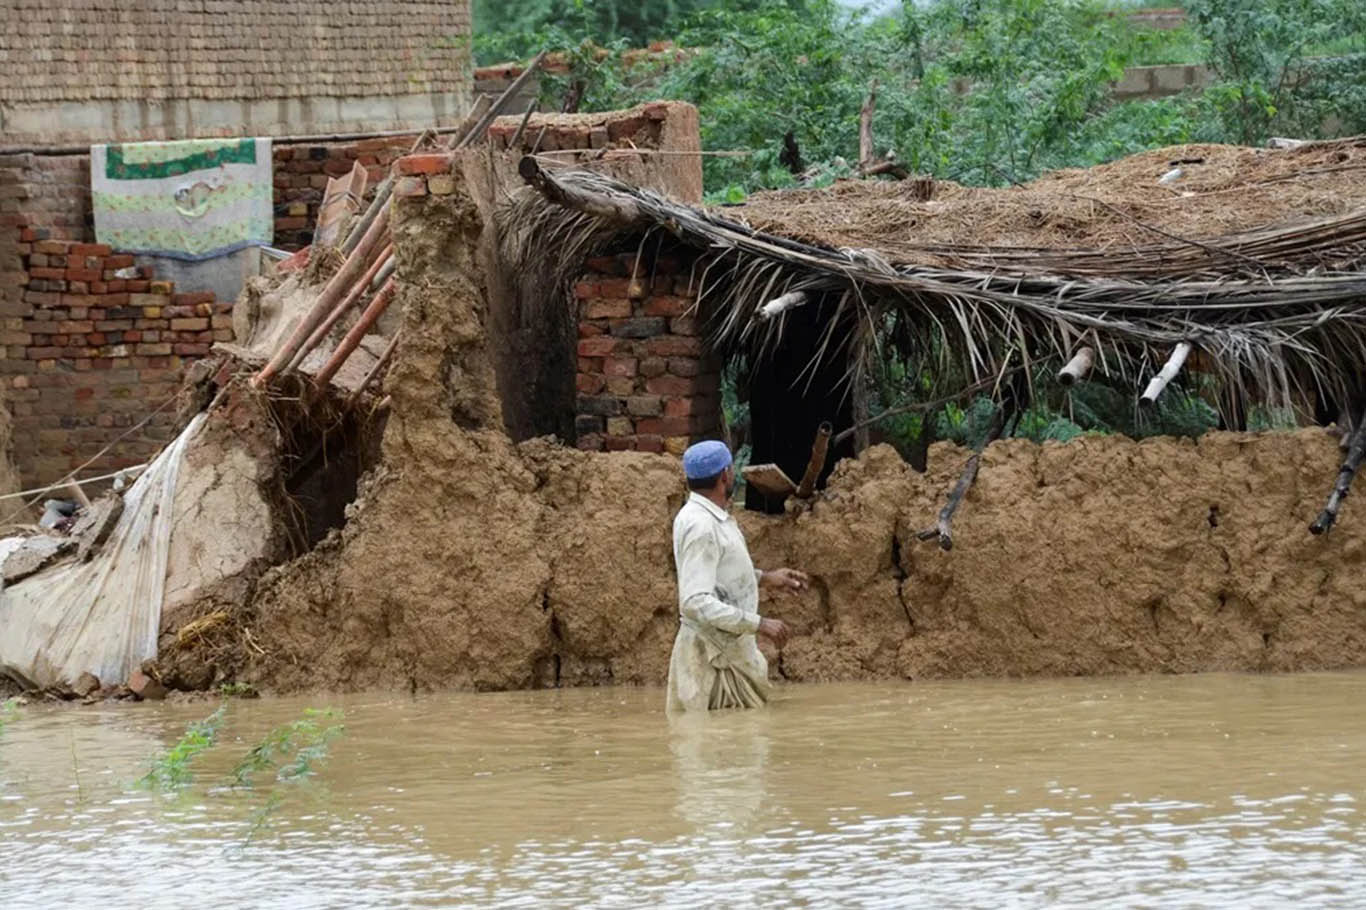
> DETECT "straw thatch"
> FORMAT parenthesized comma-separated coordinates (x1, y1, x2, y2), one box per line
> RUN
(507, 140, 1366, 421)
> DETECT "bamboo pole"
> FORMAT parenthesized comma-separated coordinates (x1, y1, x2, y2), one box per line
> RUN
(1057, 347, 1094, 386)
(1310, 405, 1366, 535)
(795, 422, 833, 499)
(1140, 342, 1192, 405)
(253, 209, 390, 388)
(288, 243, 393, 372)
(312, 278, 398, 390)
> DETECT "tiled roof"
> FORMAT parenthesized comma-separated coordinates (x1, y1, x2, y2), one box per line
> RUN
(0, 0, 472, 103)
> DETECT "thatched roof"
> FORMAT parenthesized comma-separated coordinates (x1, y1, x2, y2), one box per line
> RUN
(505, 139, 1366, 419)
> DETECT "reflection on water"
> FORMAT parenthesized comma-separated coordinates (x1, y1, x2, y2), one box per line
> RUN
(2, 672, 1365, 908)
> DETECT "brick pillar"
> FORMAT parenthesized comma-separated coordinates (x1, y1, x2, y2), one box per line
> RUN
(574, 253, 721, 454)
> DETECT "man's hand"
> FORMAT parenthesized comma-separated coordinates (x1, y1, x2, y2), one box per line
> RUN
(757, 617, 790, 647)
(761, 567, 810, 593)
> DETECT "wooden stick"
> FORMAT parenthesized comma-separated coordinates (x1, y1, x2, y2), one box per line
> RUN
(509, 101, 540, 152)
(917, 406, 1005, 551)
(312, 278, 398, 390)
(795, 422, 833, 499)
(858, 79, 878, 170)
(1057, 346, 1094, 386)
(371, 255, 397, 289)
(288, 243, 393, 371)
(347, 330, 403, 407)
(338, 128, 432, 254)
(757, 290, 808, 321)
(1140, 342, 1192, 405)
(340, 176, 392, 255)
(859, 159, 910, 179)
(1310, 405, 1366, 535)
(445, 95, 492, 150)
(254, 210, 390, 388)
(452, 50, 548, 151)
(65, 480, 92, 510)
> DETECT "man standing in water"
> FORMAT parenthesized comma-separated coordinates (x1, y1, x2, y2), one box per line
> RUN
(667, 440, 809, 713)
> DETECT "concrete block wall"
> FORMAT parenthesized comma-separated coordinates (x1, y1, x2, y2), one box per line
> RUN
(572, 255, 721, 455)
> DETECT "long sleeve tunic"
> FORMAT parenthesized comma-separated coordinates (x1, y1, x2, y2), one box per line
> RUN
(666, 492, 770, 713)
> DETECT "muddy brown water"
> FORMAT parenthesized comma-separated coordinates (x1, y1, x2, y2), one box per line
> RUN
(2, 673, 1364, 908)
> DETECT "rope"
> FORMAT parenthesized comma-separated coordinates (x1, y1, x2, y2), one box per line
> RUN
(0, 391, 181, 528)
(0, 465, 150, 504)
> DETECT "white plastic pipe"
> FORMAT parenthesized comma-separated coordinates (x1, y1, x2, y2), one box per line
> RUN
(1140, 342, 1193, 405)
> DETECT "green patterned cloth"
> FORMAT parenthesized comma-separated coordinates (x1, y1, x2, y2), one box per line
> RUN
(92, 138, 274, 261)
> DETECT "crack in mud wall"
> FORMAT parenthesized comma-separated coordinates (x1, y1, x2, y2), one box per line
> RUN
(233, 162, 1366, 694)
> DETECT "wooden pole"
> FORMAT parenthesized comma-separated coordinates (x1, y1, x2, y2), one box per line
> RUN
(518, 156, 643, 223)
(312, 278, 399, 390)
(347, 330, 403, 407)
(916, 406, 1005, 551)
(253, 209, 391, 388)
(288, 243, 393, 372)
(451, 50, 548, 151)
(1140, 342, 1193, 405)
(795, 422, 833, 499)
(1057, 347, 1094, 386)
(1310, 405, 1366, 535)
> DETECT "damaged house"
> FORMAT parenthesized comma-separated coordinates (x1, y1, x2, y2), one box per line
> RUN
(3, 84, 1366, 696)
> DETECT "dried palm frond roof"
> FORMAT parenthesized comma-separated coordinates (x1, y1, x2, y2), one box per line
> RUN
(732, 139, 1366, 273)
(504, 140, 1366, 417)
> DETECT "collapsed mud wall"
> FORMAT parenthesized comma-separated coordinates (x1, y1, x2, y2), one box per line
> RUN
(213, 159, 1366, 694)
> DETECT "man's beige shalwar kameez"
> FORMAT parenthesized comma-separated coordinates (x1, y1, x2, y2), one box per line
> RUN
(666, 492, 770, 713)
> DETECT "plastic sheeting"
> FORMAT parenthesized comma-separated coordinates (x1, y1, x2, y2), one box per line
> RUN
(0, 414, 206, 690)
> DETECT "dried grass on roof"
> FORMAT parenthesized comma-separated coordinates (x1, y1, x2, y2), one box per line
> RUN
(728, 138, 1366, 268)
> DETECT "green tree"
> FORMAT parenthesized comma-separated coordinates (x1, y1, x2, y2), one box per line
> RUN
(1187, 0, 1366, 143)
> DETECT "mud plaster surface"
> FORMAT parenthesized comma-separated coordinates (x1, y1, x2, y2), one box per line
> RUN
(231, 162, 1366, 694)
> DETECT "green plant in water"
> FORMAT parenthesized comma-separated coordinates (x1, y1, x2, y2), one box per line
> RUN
(0, 697, 18, 735)
(139, 705, 227, 790)
(228, 708, 345, 848)
(228, 708, 345, 788)
(218, 681, 259, 699)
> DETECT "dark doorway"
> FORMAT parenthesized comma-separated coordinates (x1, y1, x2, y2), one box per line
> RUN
(744, 295, 857, 514)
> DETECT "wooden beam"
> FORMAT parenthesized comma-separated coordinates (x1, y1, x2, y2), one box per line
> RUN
(518, 156, 643, 224)
(795, 422, 833, 499)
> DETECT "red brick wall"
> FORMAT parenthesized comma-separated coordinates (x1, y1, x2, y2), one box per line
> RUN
(270, 137, 417, 250)
(4, 233, 232, 486)
(0, 137, 425, 489)
(573, 254, 721, 455)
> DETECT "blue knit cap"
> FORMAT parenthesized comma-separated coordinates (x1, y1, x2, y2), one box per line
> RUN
(682, 440, 733, 480)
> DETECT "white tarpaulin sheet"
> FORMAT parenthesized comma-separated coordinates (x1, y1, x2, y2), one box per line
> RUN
(0, 414, 206, 689)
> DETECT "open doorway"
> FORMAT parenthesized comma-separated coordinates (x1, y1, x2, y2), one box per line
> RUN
(740, 293, 857, 514)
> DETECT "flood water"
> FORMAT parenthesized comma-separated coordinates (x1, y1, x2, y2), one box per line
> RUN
(3, 672, 1365, 908)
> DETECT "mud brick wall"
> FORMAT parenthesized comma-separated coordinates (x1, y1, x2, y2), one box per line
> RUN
(4, 236, 232, 487)
(573, 255, 721, 455)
